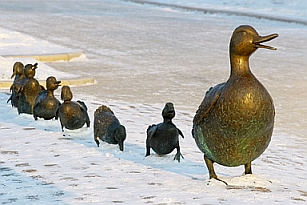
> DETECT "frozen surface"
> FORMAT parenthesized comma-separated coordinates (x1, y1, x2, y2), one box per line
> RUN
(1, 0, 307, 204)
(0, 56, 80, 81)
(0, 27, 84, 56)
(132, 0, 307, 25)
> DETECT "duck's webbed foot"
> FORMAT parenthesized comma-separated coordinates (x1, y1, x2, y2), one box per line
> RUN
(174, 146, 184, 162)
(94, 137, 100, 147)
(145, 145, 151, 157)
(204, 156, 228, 185)
(244, 162, 252, 175)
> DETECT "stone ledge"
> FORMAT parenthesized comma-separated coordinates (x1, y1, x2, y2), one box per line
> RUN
(0, 77, 95, 89)
(2, 51, 84, 62)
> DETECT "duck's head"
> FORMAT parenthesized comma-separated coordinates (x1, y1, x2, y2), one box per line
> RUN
(24, 63, 38, 79)
(61, 85, 73, 101)
(230, 25, 278, 57)
(46, 76, 61, 91)
(162, 102, 175, 119)
(11, 62, 24, 78)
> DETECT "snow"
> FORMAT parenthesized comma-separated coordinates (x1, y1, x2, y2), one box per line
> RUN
(1, 0, 307, 204)
(135, 0, 307, 25)
(0, 28, 83, 82)
(2, 92, 307, 204)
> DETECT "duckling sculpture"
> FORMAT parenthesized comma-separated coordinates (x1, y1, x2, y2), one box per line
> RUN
(57, 86, 90, 131)
(7, 62, 27, 107)
(33, 76, 61, 120)
(17, 63, 44, 114)
(145, 102, 184, 162)
(94, 105, 126, 151)
(192, 25, 278, 182)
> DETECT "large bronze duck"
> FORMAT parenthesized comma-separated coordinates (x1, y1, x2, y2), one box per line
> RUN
(17, 63, 44, 114)
(145, 102, 184, 162)
(192, 25, 278, 183)
(57, 86, 90, 131)
(94, 105, 126, 151)
(7, 62, 27, 107)
(33, 76, 61, 120)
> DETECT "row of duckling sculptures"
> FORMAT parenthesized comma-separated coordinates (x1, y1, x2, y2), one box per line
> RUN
(7, 25, 278, 185)
(8, 62, 90, 126)
(7, 62, 125, 150)
(7, 63, 180, 156)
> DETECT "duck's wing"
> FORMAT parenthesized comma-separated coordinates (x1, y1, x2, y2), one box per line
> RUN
(76, 100, 88, 111)
(33, 90, 47, 107)
(193, 82, 225, 124)
(146, 124, 158, 140)
(177, 128, 184, 139)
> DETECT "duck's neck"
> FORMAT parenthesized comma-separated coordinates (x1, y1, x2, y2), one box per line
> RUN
(47, 90, 54, 97)
(163, 118, 172, 123)
(229, 54, 253, 78)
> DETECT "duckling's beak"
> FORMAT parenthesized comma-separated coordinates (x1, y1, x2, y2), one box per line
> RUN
(55, 81, 61, 86)
(253, 33, 279, 50)
(11, 71, 16, 79)
(32, 63, 38, 70)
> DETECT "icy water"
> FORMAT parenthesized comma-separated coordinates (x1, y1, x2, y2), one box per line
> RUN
(1, 0, 307, 204)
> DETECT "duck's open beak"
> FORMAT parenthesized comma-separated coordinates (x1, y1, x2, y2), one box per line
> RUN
(55, 81, 61, 86)
(253, 33, 278, 50)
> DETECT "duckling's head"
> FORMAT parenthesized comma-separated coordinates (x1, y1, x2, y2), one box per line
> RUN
(24, 63, 38, 79)
(230, 25, 278, 57)
(46, 76, 61, 91)
(11, 62, 24, 78)
(162, 102, 175, 120)
(61, 86, 73, 101)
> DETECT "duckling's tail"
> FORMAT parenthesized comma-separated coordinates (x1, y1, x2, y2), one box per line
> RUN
(94, 105, 114, 117)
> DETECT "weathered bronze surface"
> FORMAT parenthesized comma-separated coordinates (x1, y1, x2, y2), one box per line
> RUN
(94, 105, 126, 151)
(7, 62, 27, 107)
(146, 102, 184, 162)
(192, 25, 278, 181)
(17, 63, 44, 114)
(33, 76, 61, 120)
(57, 86, 90, 131)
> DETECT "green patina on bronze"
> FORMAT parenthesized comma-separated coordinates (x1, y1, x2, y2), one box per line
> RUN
(192, 25, 278, 181)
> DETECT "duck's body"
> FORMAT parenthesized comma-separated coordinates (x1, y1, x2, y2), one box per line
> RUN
(33, 76, 61, 120)
(192, 25, 278, 182)
(7, 62, 27, 108)
(94, 105, 126, 151)
(57, 86, 90, 131)
(146, 102, 184, 162)
(17, 63, 43, 114)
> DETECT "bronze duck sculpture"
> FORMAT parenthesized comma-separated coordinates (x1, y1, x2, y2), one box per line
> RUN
(192, 25, 278, 183)
(7, 62, 27, 108)
(94, 105, 126, 151)
(17, 63, 44, 114)
(145, 102, 184, 162)
(33, 76, 61, 120)
(57, 86, 90, 131)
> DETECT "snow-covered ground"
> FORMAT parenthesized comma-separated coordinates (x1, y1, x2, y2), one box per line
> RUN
(1, 0, 307, 204)
(131, 0, 307, 25)
(0, 28, 83, 82)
